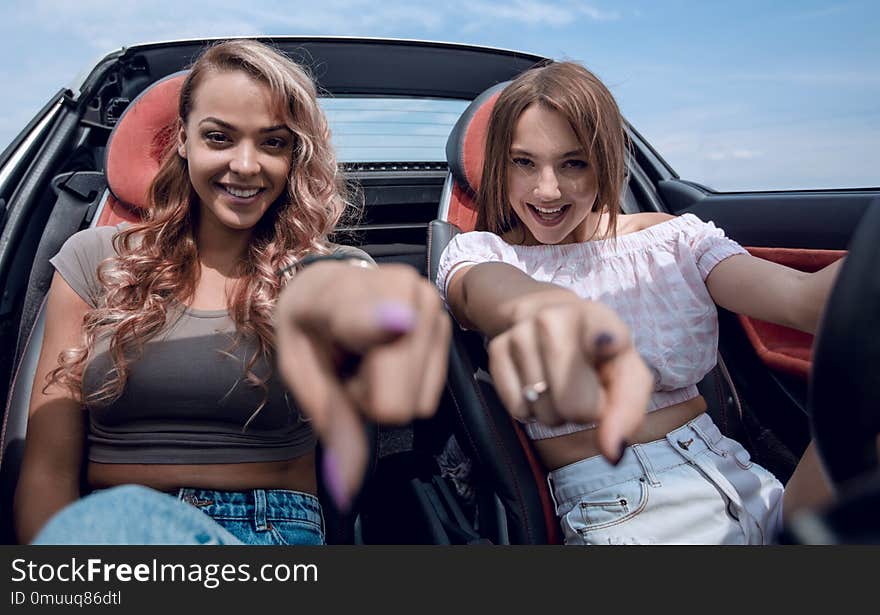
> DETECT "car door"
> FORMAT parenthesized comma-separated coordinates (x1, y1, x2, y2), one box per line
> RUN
(629, 127, 879, 481)
(0, 89, 74, 386)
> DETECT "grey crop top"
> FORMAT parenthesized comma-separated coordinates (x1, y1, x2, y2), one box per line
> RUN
(49, 224, 373, 465)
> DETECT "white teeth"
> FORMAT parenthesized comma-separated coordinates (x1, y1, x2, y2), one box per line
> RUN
(224, 186, 261, 198)
(533, 205, 564, 214)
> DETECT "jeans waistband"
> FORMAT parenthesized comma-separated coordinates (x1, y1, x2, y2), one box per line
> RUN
(171, 488, 322, 528)
(548, 413, 724, 510)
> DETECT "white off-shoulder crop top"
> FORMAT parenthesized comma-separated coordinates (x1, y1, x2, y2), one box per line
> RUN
(436, 213, 747, 440)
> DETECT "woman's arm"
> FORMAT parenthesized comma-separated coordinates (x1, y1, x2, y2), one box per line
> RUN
(447, 262, 652, 462)
(14, 272, 89, 544)
(706, 254, 844, 334)
(449, 261, 582, 336)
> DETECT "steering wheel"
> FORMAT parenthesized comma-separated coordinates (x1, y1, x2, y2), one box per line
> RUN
(809, 199, 880, 489)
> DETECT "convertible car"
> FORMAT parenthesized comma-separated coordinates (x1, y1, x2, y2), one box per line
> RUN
(0, 37, 877, 544)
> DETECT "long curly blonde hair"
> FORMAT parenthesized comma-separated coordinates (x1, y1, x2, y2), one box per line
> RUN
(50, 40, 352, 413)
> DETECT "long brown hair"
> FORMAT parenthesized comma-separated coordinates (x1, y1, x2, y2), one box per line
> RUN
(475, 61, 629, 239)
(50, 40, 351, 416)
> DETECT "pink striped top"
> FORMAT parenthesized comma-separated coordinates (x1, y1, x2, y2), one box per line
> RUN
(436, 213, 747, 440)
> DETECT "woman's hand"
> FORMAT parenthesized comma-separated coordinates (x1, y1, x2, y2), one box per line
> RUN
(275, 261, 450, 510)
(447, 262, 652, 463)
(487, 297, 652, 463)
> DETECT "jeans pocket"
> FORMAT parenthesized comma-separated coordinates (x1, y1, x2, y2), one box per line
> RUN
(562, 478, 649, 539)
(268, 519, 324, 545)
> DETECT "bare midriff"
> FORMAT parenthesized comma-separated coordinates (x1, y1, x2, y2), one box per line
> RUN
(533, 396, 708, 471)
(87, 452, 317, 495)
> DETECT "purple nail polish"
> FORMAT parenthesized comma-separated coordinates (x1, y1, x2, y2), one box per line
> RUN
(612, 441, 629, 466)
(322, 449, 351, 512)
(595, 332, 615, 350)
(375, 302, 416, 333)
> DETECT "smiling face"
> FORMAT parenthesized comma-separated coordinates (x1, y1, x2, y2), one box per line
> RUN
(177, 69, 294, 237)
(505, 103, 599, 245)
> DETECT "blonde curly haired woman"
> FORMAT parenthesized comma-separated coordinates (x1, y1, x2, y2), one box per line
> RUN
(16, 40, 449, 545)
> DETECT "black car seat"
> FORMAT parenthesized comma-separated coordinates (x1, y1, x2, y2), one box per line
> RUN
(0, 71, 373, 544)
(428, 80, 747, 544)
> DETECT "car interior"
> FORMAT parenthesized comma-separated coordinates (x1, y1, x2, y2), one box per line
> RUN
(0, 37, 877, 544)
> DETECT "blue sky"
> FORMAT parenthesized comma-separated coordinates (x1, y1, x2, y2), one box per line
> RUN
(0, 0, 876, 191)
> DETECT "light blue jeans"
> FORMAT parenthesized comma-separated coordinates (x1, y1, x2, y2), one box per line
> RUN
(549, 413, 784, 545)
(32, 485, 325, 545)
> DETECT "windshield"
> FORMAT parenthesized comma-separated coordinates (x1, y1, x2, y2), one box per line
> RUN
(320, 97, 470, 163)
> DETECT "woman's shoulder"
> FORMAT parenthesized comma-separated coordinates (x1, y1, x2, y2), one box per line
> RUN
(328, 243, 375, 265)
(446, 230, 518, 257)
(615, 212, 718, 239)
(611, 212, 742, 275)
(50, 224, 128, 308)
(56, 224, 126, 262)
(69, 223, 123, 242)
(436, 231, 521, 283)
(615, 212, 676, 235)
(624, 211, 719, 229)
(455, 230, 505, 241)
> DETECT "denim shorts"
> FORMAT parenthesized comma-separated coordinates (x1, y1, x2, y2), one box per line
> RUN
(548, 413, 784, 545)
(171, 488, 325, 545)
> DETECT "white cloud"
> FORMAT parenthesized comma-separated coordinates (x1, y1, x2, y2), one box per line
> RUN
(467, 1, 575, 27)
(641, 121, 878, 191)
(727, 70, 880, 87)
(14, 0, 620, 44)
(14, 1, 264, 51)
(792, 3, 853, 20)
(1, 1, 874, 193)
(578, 4, 620, 21)
(468, 0, 619, 26)
(731, 149, 760, 160)
(704, 149, 762, 162)
(244, 2, 446, 34)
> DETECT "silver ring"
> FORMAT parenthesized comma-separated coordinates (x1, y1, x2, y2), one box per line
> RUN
(522, 380, 548, 403)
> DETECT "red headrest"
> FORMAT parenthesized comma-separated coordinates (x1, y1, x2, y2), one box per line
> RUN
(105, 71, 188, 212)
(444, 81, 509, 231)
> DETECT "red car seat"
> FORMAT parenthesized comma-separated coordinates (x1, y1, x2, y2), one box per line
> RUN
(101, 71, 186, 224)
(429, 81, 563, 544)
